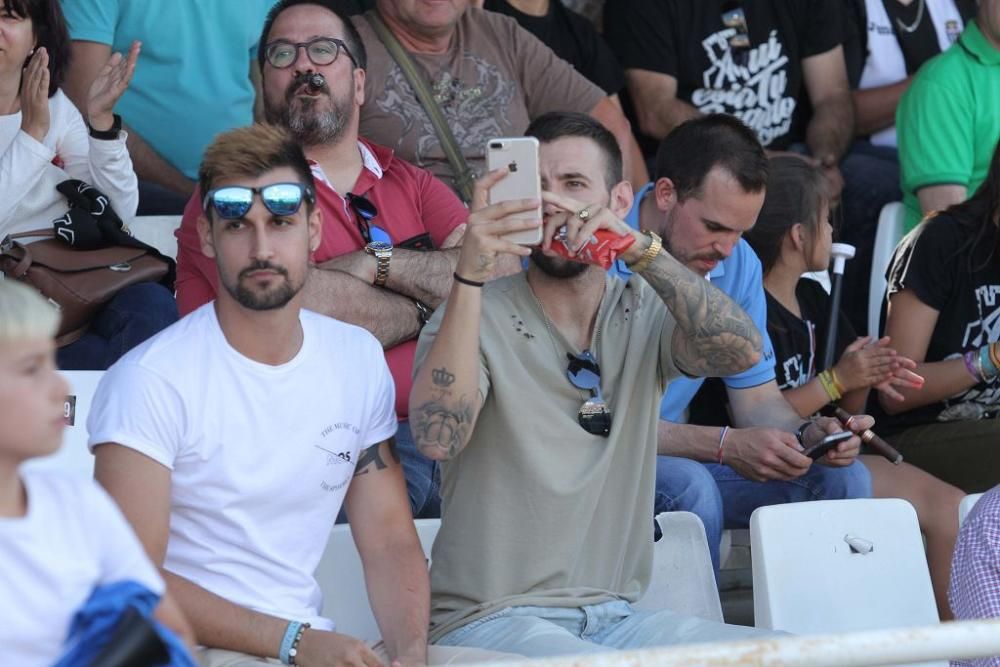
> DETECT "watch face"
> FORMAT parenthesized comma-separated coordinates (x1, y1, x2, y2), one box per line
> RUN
(367, 241, 392, 252)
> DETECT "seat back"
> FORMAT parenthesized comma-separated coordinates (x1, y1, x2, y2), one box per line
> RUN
(960, 493, 985, 527)
(869, 202, 905, 336)
(129, 215, 182, 260)
(314, 519, 440, 641)
(751, 498, 941, 664)
(636, 511, 723, 622)
(22, 370, 102, 478)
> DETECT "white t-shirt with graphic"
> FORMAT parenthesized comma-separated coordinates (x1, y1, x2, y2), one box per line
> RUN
(860, 0, 967, 147)
(87, 304, 397, 631)
(0, 471, 164, 667)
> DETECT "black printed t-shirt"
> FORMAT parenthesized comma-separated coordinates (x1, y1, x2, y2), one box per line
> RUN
(876, 214, 1000, 434)
(484, 0, 625, 94)
(605, 0, 844, 155)
(688, 278, 853, 426)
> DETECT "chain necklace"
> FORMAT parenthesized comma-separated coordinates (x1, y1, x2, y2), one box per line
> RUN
(894, 0, 926, 34)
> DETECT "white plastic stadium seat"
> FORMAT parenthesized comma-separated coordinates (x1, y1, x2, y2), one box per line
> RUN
(22, 370, 102, 478)
(129, 215, 182, 260)
(868, 202, 905, 337)
(315, 519, 440, 641)
(636, 511, 724, 622)
(751, 499, 942, 666)
(960, 493, 985, 527)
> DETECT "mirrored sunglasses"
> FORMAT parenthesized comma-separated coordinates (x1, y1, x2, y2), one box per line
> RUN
(347, 193, 392, 244)
(264, 37, 357, 69)
(566, 350, 612, 437)
(203, 183, 315, 220)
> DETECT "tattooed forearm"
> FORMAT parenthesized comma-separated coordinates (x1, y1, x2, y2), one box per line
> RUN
(638, 251, 762, 377)
(410, 396, 474, 461)
(354, 437, 401, 477)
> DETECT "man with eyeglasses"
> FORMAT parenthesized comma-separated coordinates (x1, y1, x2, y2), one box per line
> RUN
(90, 124, 508, 666)
(175, 0, 508, 520)
(408, 111, 773, 656)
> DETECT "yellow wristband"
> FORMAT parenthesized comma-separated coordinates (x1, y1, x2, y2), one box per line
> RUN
(818, 370, 842, 402)
(830, 368, 847, 395)
(627, 231, 662, 274)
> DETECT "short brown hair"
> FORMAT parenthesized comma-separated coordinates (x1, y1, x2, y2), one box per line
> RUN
(198, 124, 315, 212)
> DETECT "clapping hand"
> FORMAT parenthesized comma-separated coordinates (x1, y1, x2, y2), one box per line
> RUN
(87, 40, 141, 133)
(19, 47, 50, 142)
(834, 336, 923, 400)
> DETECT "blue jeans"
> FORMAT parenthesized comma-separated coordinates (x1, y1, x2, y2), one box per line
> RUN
(655, 455, 872, 577)
(57, 282, 178, 370)
(435, 599, 772, 656)
(394, 420, 441, 519)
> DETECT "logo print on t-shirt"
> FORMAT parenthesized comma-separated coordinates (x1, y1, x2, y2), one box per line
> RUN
(937, 285, 1000, 420)
(691, 29, 795, 146)
(777, 353, 806, 391)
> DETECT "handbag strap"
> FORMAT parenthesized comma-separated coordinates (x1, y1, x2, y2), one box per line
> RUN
(365, 10, 476, 204)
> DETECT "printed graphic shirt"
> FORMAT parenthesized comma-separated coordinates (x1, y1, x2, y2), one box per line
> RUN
(354, 8, 604, 195)
(880, 213, 1000, 434)
(606, 0, 844, 154)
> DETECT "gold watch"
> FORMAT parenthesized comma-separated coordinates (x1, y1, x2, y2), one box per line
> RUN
(365, 241, 392, 287)
(626, 231, 662, 273)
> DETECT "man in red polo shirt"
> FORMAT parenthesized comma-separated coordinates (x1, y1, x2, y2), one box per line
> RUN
(175, 0, 490, 519)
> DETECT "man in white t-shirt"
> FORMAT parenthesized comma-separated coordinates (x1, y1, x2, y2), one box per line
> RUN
(87, 124, 441, 666)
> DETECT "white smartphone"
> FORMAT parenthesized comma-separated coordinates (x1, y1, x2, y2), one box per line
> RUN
(486, 137, 543, 245)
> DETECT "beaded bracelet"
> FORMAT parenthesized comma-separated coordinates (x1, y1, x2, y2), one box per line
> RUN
(288, 622, 310, 666)
(980, 345, 999, 381)
(279, 621, 310, 665)
(717, 426, 730, 464)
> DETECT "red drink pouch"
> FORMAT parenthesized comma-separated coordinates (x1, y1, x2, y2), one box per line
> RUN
(550, 228, 635, 270)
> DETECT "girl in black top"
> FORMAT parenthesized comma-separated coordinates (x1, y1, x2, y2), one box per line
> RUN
(744, 156, 962, 619)
(880, 141, 1000, 493)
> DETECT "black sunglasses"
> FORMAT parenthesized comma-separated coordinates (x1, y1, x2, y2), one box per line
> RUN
(264, 37, 358, 70)
(203, 183, 315, 219)
(566, 350, 612, 437)
(346, 193, 391, 244)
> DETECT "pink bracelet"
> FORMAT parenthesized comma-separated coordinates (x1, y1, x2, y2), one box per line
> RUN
(717, 426, 730, 464)
(964, 350, 983, 382)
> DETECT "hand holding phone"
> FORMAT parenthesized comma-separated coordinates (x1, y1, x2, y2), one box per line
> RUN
(801, 430, 853, 460)
(486, 137, 543, 245)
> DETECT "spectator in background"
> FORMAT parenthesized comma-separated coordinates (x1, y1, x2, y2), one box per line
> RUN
(950, 485, 1000, 667)
(0, 279, 194, 667)
(61, 0, 274, 214)
(0, 0, 177, 370)
(896, 0, 1000, 233)
(878, 139, 1000, 493)
(481, 0, 625, 95)
(611, 115, 872, 576)
(352, 0, 648, 201)
(736, 156, 960, 619)
(174, 0, 507, 520)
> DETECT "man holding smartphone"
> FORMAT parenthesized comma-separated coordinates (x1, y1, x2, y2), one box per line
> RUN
(408, 111, 778, 656)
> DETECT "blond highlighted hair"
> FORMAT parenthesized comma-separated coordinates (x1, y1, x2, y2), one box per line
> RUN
(198, 124, 314, 210)
(0, 280, 60, 344)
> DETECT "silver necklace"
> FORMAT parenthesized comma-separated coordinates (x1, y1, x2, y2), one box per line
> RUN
(895, 0, 926, 34)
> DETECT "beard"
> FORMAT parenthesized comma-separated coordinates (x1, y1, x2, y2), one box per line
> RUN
(662, 209, 724, 277)
(529, 248, 590, 279)
(221, 260, 301, 311)
(264, 76, 353, 146)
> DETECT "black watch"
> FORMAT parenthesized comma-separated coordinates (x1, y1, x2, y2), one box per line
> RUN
(88, 113, 122, 140)
(414, 299, 432, 328)
(795, 420, 814, 446)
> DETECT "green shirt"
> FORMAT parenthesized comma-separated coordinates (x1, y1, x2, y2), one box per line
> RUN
(897, 20, 1000, 232)
(414, 273, 679, 641)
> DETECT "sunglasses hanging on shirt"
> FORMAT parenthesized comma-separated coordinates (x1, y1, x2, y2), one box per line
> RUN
(346, 193, 392, 244)
(721, 1, 752, 65)
(566, 350, 612, 437)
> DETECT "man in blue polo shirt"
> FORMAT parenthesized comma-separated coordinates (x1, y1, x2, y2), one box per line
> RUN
(613, 115, 872, 574)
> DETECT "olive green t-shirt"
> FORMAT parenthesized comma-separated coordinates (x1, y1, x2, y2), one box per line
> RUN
(413, 272, 680, 640)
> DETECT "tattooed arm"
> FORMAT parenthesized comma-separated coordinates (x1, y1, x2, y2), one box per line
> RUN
(343, 438, 429, 664)
(540, 191, 762, 378)
(409, 171, 539, 461)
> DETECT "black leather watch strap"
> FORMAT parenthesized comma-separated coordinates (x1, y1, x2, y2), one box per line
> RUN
(795, 420, 814, 446)
(88, 113, 122, 140)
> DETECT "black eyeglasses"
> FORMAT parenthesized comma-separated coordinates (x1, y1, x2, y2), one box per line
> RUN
(264, 37, 358, 70)
(346, 193, 391, 244)
(566, 350, 612, 437)
(203, 183, 315, 219)
(721, 1, 751, 63)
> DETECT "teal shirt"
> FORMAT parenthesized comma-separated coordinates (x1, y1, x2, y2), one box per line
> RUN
(62, 0, 273, 179)
(897, 20, 1000, 233)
